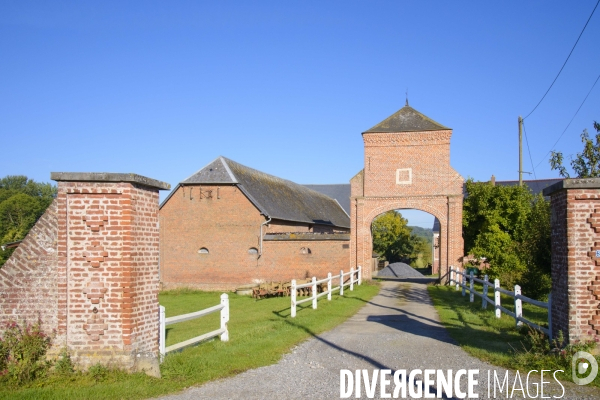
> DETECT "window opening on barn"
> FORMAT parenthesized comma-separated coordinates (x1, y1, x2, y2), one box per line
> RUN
(198, 247, 209, 254)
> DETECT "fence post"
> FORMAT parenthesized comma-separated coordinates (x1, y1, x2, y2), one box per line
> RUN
(312, 276, 317, 309)
(350, 268, 355, 291)
(462, 269, 466, 297)
(514, 285, 523, 327)
(469, 271, 475, 302)
(548, 293, 553, 340)
(327, 272, 332, 301)
(494, 279, 501, 319)
(340, 270, 344, 296)
(455, 267, 460, 291)
(220, 293, 230, 341)
(358, 265, 362, 285)
(159, 305, 166, 360)
(450, 266, 454, 286)
(482, 275, 489, 309)
(291, 279, 297, 318)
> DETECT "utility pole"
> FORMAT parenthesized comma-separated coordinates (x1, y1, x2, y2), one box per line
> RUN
(518, 116, 523, 186)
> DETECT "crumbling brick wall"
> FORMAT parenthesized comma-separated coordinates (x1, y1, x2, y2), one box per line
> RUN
(0, 199, 60, 342)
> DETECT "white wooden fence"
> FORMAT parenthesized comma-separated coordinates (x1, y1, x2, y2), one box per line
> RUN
(449, 266, 552, 338)
(159, 293, 229, 358)
(291, 266, 362, 318)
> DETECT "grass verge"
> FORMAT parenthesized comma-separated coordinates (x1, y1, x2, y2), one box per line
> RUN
(428, 284, 600, 387)
(2, 282, 379, 399)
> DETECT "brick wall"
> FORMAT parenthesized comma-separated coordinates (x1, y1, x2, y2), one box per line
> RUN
(159, 184, 350, 291)
(545, 180, 600, 343)
(0, 173, 168, 374)
(351, 129, 464, 280)
(0, 199, 60, 343)
(549, 189, 568, 340)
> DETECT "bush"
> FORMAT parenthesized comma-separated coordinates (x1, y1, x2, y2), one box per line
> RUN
(513, 328, 599, 382)
(54, 348, 75, 376)
(0, 320, 52, 386)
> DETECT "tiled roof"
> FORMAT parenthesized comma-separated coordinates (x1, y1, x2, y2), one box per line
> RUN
(364, 104, 450, 133)
(176, 157, 350, 229)
(302, 184, 350, 215)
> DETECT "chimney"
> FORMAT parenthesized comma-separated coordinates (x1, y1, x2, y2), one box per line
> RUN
(490, 175, 496, 186)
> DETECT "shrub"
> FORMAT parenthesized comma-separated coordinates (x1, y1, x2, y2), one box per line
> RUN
(54, 348, 75, 376)
(513, 328, 599, 380)
(0, 320, 52, 386)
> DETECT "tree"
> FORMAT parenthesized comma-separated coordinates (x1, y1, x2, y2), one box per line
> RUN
(463, 179, 551, 298)
(550, 121, 600, 178)
(409, 234, 432, 268)
(371, 211, 413, 262)
(0, 176, 56, 267)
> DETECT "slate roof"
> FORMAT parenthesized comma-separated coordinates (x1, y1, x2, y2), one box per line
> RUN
(168, 157, 350, 229)
(302, 184, 351, 215)
(493, 179, 563, 197)
(364, 103, 450, 133)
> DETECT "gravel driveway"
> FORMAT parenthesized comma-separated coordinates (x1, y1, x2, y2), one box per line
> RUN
(157, 281, 599, 399)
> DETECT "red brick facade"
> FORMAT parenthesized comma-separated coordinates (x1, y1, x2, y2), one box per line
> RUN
(0, 173, 169, 374)
(159, 184, 350, 291)
(351, 108, 464, 280)
(545, 180, 600, 343)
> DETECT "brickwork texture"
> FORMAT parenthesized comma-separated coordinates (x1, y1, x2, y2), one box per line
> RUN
(159, 185, 350, 291)
(0, 175, 165, 374)
(351, 129, 464, 281)
(548, 185, 600, 343)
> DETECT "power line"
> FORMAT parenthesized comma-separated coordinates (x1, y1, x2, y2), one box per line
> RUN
(522, 121, 537, 179)
(533, 71, 600, 170)
(524, 0, 600, 120)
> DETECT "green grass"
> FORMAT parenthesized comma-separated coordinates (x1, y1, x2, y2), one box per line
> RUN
(2, 283, 379, 399)
(428, 284, 600, 387)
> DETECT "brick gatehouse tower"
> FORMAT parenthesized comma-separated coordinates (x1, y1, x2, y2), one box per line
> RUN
(350, 102, 464, 280)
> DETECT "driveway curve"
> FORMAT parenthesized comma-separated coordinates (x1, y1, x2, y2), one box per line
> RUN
(158, 281, 599, 399)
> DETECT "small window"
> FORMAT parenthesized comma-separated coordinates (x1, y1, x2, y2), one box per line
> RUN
(248, 247, 258, 255)
(300, 247, 312, 255)
(198, 247, 209, 254)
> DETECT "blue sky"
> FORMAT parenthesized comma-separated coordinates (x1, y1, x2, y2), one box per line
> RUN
(1, 1, 599, 228)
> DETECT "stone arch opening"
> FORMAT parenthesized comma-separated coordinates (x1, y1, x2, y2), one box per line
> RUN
(350, 104, 464, 281)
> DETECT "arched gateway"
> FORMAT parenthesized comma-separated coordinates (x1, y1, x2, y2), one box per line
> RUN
(350, 103, 464, 280)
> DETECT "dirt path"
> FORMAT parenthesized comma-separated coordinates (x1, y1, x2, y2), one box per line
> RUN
(157, 282, 599, 399)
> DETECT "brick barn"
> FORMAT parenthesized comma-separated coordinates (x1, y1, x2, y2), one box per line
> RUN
(159, 157, 351, 290)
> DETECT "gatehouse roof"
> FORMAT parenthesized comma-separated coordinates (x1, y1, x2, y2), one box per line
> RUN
(364, 104, 450, 133)
(167, 157, 350, 229)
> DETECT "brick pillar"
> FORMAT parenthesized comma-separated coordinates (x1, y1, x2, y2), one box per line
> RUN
(544, 179, 600, 343)
(445, 195, 464, 281)
(52, 172, 170, 375)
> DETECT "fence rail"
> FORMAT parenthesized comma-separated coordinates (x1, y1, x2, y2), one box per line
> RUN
(159, 293, 229, 359)
(449, 266, 552, 337)
(291, 266, 361, 318)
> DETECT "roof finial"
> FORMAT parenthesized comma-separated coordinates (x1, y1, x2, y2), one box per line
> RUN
(405, 88, 409, 106)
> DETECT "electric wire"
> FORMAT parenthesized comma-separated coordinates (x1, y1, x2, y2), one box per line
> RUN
(522, 121, 538, 179)
(523, 0, 600, 120)
(533, 71, 600, 170)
